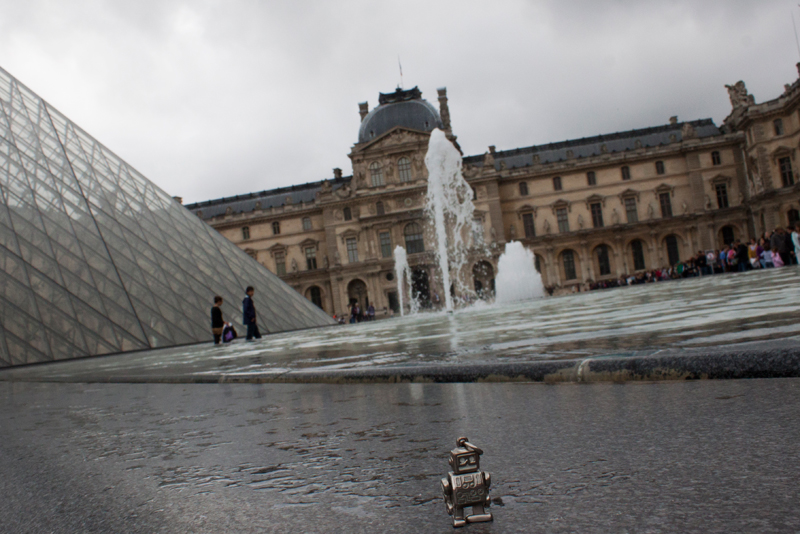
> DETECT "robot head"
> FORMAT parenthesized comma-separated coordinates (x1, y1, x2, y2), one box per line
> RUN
(448, 437, 483, 474)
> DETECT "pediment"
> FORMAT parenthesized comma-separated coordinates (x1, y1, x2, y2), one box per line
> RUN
(356, 127, 430, 152)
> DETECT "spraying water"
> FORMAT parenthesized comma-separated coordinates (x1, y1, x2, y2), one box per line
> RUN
(424, 129, 481, 312)
(495, 241, 545, 303)
(393, 245, 408, 317)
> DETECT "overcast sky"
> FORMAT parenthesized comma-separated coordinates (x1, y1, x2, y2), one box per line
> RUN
(1, 0, 798, 203)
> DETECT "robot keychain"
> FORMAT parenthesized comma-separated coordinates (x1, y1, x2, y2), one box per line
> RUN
(441, 437, 493, 527)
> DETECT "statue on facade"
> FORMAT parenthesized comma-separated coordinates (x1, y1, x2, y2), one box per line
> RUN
(334, 249, 341, 266)
(323, 256, 329, 269)
(705, 195, 712, 210)
(543, 219, 551, 234)
(291, 258, 298, 273)
(509, 224, 516, 239)
(577, 214, 584, 229)
(682, 201, 689, 215)
(725, 81, 755, 109)
(611, 209, 620, 225)
(489, 226, 497, 243)
(647, 203, 655, 219)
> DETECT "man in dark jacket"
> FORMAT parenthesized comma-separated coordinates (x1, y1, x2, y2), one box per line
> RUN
(770, 228, 791, 267)
(242, 286, 261, 341)
(736, 240, 749, 272)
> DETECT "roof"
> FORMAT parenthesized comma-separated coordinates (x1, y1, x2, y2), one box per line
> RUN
(186, 176, 351, 220)
(358, 87, 444, 144)
(462, 119, 723, 170)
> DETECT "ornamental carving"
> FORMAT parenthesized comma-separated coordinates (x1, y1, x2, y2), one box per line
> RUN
(725, 81, 755, 109)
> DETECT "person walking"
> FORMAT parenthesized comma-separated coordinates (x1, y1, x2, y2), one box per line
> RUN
(770, 228, 791, 267)
(792, 224, 800, 265)
(242, 286, 262, 341)
(211, 295, 225, 344)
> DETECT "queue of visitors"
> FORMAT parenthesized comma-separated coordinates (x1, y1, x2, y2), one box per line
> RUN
(588, 224, 800, 291)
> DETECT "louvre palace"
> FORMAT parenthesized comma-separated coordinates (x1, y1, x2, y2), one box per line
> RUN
(0, 67, 333, 367)
(188, 67, 800, 318)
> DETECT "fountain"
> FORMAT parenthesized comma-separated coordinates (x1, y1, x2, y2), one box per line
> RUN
(393, 245, 409, 316)
(495, 241, 545, 303)
(424, 129, 483, 312)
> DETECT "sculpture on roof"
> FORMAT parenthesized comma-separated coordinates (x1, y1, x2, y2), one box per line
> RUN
(725, 81, 755, 109)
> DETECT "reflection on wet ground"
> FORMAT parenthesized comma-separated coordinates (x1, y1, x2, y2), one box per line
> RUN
(1, 380, 798, 533)
(2, 267, 799, 382)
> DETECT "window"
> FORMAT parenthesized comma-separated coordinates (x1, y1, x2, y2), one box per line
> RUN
(553, 176, 562, 191)
(721, 226, 735, 245)
(587, 171, 596, 186)
(522, 212, 535, 238)
(272, 221, 280, 235)
(242, 226, 250, 240)
(590, 202, 604, 228)
(275, 251, 286, 275)
(711, 151, 721, 166)
(787, 208, 800, 227)
(370, 162, 384, 187)
(631, 240, 646, 271)
(715, 184, 729, 209)
(621, 166, 631, 181)
(563, 250, 576, 280)
(556, 207, 569, 233)
(379, 231, 392, 258)
(624, 197, 638, 223)
(472, 218, 485, 244)
(376, 201, 385, 216)
(659, 192, 672, 218)
(774, 118, 784, 136)
(305, 247, 317, 270)
(519, 182, 529, 196)
(779, 156, 795, 187)
(471, 187, 477, 200)
(346, 237, 358, 263)
(308, 286, 322, 309)
(398, 157, 412, 182)
(343, 207, 352, 221)
(302, 217, 312, 231)
(404, 222, 424, 254)
(665, 235, 680, 266)
(655, 161, 665, 175)
(596, 245, 611, 276)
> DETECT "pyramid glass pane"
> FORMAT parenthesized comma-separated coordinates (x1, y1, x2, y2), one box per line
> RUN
(0, 66, 334, 368)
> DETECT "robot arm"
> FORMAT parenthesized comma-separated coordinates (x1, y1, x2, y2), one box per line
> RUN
(441, 477, 454, 515)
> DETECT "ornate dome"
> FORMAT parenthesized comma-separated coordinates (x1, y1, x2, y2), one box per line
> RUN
(358, 87, 444, 144)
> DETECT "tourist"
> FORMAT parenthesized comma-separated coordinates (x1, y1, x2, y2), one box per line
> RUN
(211, 295, 225, 344)
(793, 224, 800, 264)
(243, 286, 261, 341)
(760, 244, 775, 268)
(695, 250, 708, 276)
(726, 245, 737, 272)
(735, 240, 749, 272)
(770, 227, 791, 267)
(719, 247, 729, 273)
(367, 304, 375, 321)
(748, 238, 759, 269)
(351, 303, 360, 323)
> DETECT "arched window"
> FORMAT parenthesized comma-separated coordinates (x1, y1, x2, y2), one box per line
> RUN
(621, 166, 631, 181)
(242, 226, 250, 240)
(302, 217, 312, 231)
(272, 221, 280, 235)
(596, 245, 611, 276)
(519, 182, 529, 196)
(404, 222, 424, 254)
(788, 208, 800, 227)
(631, 240, 646, 271)
(553, 176, 562, 191)
(343, 207, 352, 221)
(370, 162, 384, 187)
(398, 157, 412, 182)
(306, 286, 323, 309)
(665, 235, 680, 266)
(562, 250, 577, 280)
(376, 201, 385, 216)
(721, 226, 735, 246)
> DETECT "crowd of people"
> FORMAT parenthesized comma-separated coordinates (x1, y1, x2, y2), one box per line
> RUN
(588, 224, 800, 291)
(334, 302, 377, 324)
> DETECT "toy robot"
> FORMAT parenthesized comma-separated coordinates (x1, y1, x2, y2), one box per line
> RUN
(441, 436, 492, 527)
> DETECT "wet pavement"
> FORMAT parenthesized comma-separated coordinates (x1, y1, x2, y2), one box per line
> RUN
(2, 267, 799, 383)
(2, 379, 799, 533)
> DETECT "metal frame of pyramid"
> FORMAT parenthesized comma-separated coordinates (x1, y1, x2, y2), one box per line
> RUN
(0, 66, 334, 367)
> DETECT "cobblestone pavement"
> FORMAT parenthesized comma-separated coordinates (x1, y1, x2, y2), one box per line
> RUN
(1, 378, 798, 533)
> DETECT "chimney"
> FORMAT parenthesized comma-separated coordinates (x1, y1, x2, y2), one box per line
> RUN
(489, 145, 496, 154)
(333, 168, 343, 179)
(669, 116, 678, 125)
(172, 196, 183, 204)
(358, 102, 369, 122)
(437, 87, 451, 131)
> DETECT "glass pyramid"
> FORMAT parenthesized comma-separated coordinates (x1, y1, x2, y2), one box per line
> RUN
(0, 66, 334, 367)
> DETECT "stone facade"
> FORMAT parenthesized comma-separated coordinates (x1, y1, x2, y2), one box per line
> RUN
(186, 70, 800, 317)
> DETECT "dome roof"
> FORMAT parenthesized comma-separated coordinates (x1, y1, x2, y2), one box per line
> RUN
(358, 87, 444, 144)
